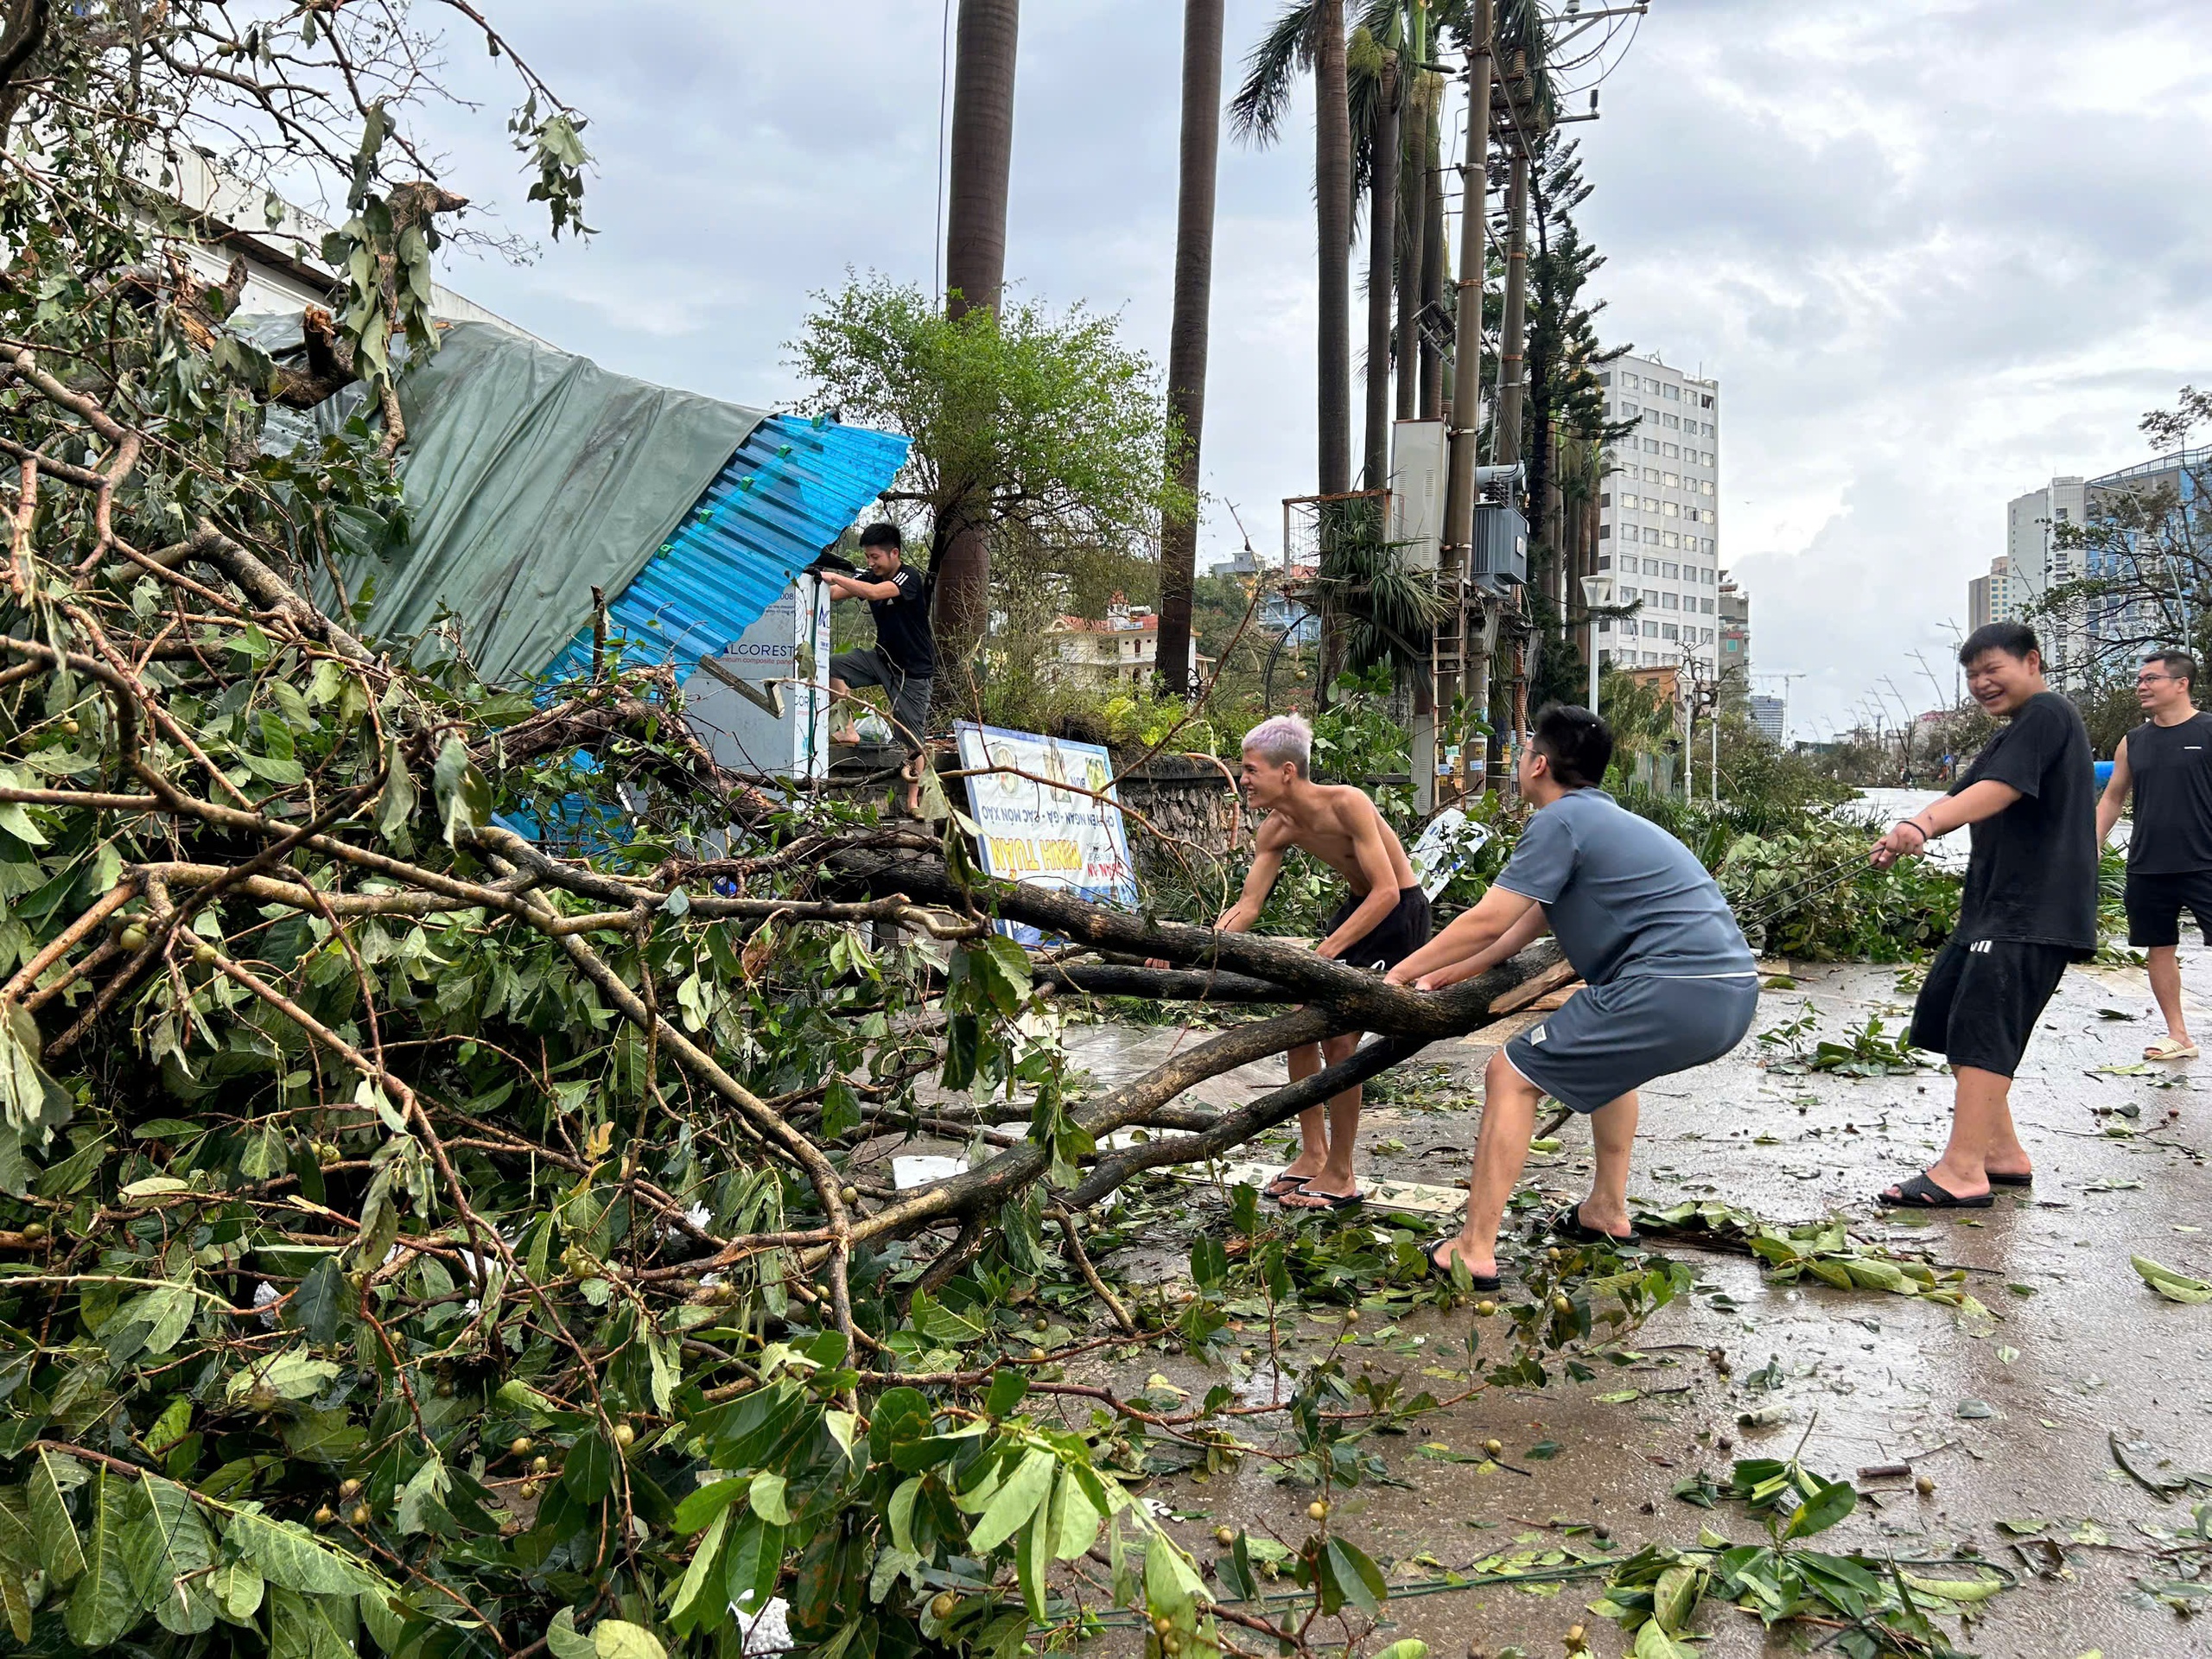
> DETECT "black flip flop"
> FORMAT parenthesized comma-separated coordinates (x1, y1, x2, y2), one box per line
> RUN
(1424, 1239, 1501, 1294)
(1551, 1204, 1644, 1248)
(1877, 1172, 1993, 1210)
(1262, 1173, 1312, 1203)
(1280, 1187, 1364, 1215)
(1987, 1171, 2033, 1188)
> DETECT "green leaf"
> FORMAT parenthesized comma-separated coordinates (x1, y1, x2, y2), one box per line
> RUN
(968, 1447, 1055, 1554)
(1321, 1536, 1387, 1616)
(1017, 1509, 1050, 1623)
(268, 1584, 355, 1659)
(673, 1478, 747, 1536)
(375, 740, 416, 847)
(670, 1510, 728, 1634)
(723, 1511, 782, 1613)
(224, 1508, 380, 1595)
(291, 1256, 346, 1348)
(1652, 1561, 1703, 1634)
(747, 1470, 790, 1526)
(1190, 1236, 1228, 1292)
(126, 1474, 216, 1635)
(227, 1350, 341, 1403)
(563, 1430, 615, 1504)
(1049, 1461, 1103, 1560)
(63, 1467, 140, 1648)
(396, 1452, 449, 1535)
(1783, 1471, 1858, 1541)
(546, 1607, 596, 1659)
(983, 1369, 1029, 1420)
(28, 1447, 86, 1583)
(1373, 1644, 1430, 1659)
(2133, 1254, 2212, 1305)
(592, 1617, 668, 1659)
(212, 1558, 263, 1624)
(433, 736, 491, 849)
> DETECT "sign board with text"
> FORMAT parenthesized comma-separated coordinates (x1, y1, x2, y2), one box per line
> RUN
(954, 722, 1139, 943)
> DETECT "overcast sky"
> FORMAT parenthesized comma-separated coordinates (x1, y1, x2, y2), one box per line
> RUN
(410, 0, 2212, 741)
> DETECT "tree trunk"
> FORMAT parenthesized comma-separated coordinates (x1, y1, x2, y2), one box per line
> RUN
(1395, 74, 1425, 424)
(1494, 149, 1530, 470)
(1315, 0, 1351, 496)
(1362, 53, 1399, 490)
(1419, 143, 1445, 421)
(1155, 0, 1225, 702)
(935, 0, 1021, 657)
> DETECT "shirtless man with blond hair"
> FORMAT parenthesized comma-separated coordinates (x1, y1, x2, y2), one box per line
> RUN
(1207, 714, 1431, 1211)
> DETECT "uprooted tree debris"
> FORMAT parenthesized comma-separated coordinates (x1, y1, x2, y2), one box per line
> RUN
(0, 8, 2046, 1659)
(0, 7, 1671, 1658)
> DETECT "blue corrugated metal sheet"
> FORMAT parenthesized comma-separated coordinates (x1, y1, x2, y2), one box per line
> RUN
(539, 414, 911, 683)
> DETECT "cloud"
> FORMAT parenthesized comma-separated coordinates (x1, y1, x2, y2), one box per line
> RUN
(403, 0, 2212, 739)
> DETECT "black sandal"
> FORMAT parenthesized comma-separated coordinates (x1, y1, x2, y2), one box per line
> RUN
(1877, 1172, 1993, 1210)
(1987, 1171, 2032, 1187)
(1262, 1172, 1312, 1203)
(1425, 1239, 1501, 1294)
(1280, 1186, 1364, 1214)
(1552, 1204, 1644, 1248)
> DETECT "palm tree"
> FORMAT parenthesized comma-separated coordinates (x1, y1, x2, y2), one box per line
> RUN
(1230, 0, 1368, 497)
(935, 0, 1021, 655)
(1314, 0, 1351, 495)
(1358, 28, 1399, 489)
(1155, 0, 1226, 701)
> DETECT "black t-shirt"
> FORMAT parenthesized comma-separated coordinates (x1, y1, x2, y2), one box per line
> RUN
(868, 564, 937, 679)
(1948, 690, 2097, 955)
(2124, 711, 2212, 874)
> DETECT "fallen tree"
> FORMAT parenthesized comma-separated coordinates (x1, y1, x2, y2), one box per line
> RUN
(0, 10, 1688, 1659)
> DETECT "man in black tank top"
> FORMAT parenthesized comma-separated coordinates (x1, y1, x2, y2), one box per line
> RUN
(2097, 649, 2212, 1060)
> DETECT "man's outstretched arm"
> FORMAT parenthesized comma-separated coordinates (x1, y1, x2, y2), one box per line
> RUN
(1387, 883, 1540, 988)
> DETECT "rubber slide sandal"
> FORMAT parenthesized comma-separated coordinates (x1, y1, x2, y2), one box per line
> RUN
(1425, 1239, 1501, 1294)
(1876, 1172, 1993, 1210)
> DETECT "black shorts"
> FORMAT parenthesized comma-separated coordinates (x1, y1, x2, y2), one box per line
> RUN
(2124, 868, 2212, 948)
(1908, 938, 2073, 1079)
(1327, 886, 1432, 973)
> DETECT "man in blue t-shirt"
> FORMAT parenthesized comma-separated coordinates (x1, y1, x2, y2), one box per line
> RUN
(1388, 704, 1758, 1291)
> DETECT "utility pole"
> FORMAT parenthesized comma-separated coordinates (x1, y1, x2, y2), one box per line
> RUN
(1437, 0, 1494, 800)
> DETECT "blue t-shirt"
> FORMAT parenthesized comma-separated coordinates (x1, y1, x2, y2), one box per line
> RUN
(1494, 788, 1755, 985)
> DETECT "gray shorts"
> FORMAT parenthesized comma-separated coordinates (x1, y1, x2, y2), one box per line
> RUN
(830, 648, 931, 754)
(1503, 974, 1760, 1115)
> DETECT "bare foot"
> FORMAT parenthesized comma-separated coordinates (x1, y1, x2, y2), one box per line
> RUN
(1279, 1173, 1363, 1211)
(1426, 1235, 1498, 1281)
(1573, 1198, 1638, 1241)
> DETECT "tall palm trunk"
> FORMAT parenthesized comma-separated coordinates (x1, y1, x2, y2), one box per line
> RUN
(1362, 49, 1398, 489)
(1418, 130, 1444, 421)
(935, 0, 1020, 656)
(1395, 70, 1426, 423)
(1155, 0, 1224, 701)
(1315, 0, 1351, 496)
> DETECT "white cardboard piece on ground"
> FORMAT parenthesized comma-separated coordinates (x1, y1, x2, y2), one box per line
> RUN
(892, 1154, 969, 1190)
(1096, 1130, 1465, 1218)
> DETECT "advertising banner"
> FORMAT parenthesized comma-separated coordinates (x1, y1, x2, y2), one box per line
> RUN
(954, 722, 1139, 942)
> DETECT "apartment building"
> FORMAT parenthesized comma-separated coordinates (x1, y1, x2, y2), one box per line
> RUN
(1966, 555, 2014, 631)
(1593, 353, 1721, 672)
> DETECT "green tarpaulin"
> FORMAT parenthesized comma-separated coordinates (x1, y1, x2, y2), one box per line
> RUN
(330, 322, 765, 687)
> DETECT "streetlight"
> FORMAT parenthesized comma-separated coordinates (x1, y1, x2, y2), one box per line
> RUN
(1580, 574, 1616, 714)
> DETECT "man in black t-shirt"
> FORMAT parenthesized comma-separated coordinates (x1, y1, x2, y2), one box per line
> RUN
(826, 523, 937, 810)
(1868, 620, 2096, 1208)
(2095, 648, 2212, 1060)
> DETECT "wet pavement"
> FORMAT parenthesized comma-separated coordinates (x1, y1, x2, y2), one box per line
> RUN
(1021, 953, 2212, 1656)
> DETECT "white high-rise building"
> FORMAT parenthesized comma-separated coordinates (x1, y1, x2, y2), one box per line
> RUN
(1593, 353, 1720, 674)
